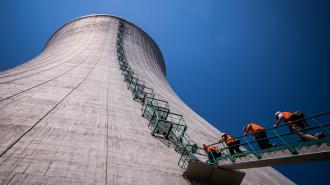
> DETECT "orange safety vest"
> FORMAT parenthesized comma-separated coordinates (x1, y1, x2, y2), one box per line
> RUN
(281, 112, 293, 120)
(224, 134, 237, 145)
(205, 145, 218, 153)
(248, 123, 264, 134)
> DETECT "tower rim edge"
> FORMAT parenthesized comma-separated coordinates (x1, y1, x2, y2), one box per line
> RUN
(43, 14, 166, 76)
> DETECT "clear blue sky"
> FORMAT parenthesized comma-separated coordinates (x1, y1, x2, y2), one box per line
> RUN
(1, 0, 329, 184)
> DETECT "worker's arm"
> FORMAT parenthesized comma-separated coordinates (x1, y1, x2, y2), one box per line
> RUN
(243, 125, 250, 136)
(273, 117, 283, 128)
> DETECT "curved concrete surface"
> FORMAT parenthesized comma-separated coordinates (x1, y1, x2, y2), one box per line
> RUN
(0, 14, 294, 185)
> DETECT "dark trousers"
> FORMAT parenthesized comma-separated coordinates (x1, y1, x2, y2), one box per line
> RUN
(288, 112, 308, 137)
(255, 130, 273, 149)
(208, 150, 221, 163)
(227, 141, 243, 155)
(289, 112, 307, 128)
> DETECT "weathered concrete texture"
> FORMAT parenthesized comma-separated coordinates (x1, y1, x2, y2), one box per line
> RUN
(0, 15, 293, 185)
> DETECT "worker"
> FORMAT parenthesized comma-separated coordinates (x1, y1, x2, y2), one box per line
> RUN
(273, 111, 324, 140)
(203, 144, 221, 163)
(220, 133, 243, 155)
(244, 123, 275, 149)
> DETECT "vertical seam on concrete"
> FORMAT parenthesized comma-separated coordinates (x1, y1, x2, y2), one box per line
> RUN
(105, 33, 111, 185)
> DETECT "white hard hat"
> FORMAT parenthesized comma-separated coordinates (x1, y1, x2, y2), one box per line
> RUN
(275, 111, 281, 119)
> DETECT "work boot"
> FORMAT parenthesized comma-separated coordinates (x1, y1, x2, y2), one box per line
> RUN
(314, 132, 325, 145)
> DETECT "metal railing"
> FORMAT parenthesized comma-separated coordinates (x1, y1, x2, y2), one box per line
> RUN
(178, 112, 330, 168)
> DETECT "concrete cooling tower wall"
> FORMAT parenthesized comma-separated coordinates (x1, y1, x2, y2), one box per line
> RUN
(0, 14, 294, 185)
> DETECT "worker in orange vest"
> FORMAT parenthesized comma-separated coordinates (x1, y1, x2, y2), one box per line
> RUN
(273, 111, 323, 140)
(203, 144, 221, 163)
(244, 123, 275, 149)
(220, 133, 242, 155)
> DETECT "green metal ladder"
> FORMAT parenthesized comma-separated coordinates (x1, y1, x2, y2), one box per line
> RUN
(116, 22, 197, 171)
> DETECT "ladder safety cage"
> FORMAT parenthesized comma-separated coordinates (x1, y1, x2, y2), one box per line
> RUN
(118, 23, 124, 32)
(120, 64, 129, 71)
(117, 47, 124, 54)
(128, 78, 145, 93)
(122, 67, 133, 76)
(117, 32, 124, 40)
(126, 75, 139, 89)
(118, 59, 129, 67)
(134, 87, 154, 102)
(149, 111, 187, 139)
(177, 139, 199, 169)
(120, 62, 130, 71)
(141, 97, 169, 121)
(117, 45, 124, 51)
(119, 62, 128, 68)
(123, 66, 133, 73)
(117, 54, 126, 61)
(167, 113, 187, 137)
(117, 54, 126, 62)
(124, 72, 137, 83)
(117, 48, 124, 54)
(131, 82, 145, 99)
(173, 133, 195, 153)
(117, 44, 123, 51)
(149, 107, 171, 137)
(116, 42, 124, 48)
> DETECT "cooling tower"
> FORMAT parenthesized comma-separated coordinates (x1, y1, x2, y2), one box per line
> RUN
(0, 14, 294, 185)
